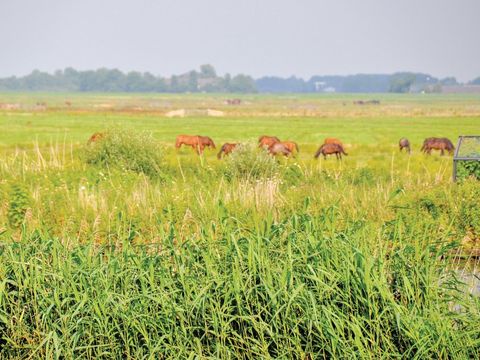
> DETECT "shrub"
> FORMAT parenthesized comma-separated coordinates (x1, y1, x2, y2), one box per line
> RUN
(84, 129, 163, 178)
(224, 143, 279, 180)
(456, 160, 480, 181)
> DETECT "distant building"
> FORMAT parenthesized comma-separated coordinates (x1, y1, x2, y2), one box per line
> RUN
(314, 81, 336, 93)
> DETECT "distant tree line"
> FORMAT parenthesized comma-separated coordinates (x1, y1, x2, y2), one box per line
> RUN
(257, 73, 464, 93)
(0, 65, 256, 93)
(0, 65, 477, 93)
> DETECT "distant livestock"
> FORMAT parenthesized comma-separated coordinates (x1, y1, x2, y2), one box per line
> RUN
(176, 135, 216, 154)
(268, 142, 292, 157)
(88, 132, 105, 144)
(421, 137, 454, 155)
(225, 99, 242, 105)
(324, 138, 344, 146)
(314, 143, 348, 160)
(258, 135, 281, 148)
(281, 141, 299, 155)
(217, 143, 239, 159)
(399, 138, 411, 153)
(353, 100, 380, 105)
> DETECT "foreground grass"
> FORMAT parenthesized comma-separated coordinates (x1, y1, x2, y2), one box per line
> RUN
(1, 217, 479, 358)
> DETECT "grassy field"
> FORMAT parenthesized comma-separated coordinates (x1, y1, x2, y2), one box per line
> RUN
(0, 93, 479, 358)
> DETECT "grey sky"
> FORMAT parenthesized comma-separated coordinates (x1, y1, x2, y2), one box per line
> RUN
(1, 0, 479, 81)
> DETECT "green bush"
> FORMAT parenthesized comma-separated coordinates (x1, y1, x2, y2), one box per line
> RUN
(456, 160, 480, 181)
(84, 129, 163, 178)
(224, 143, 279, 180)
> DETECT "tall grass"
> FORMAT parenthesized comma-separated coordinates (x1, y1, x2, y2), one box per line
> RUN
(0, 214, 478, 358)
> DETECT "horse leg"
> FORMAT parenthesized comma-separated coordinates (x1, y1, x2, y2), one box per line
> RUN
(440, 148, 444, 156)
(192, 144, 200, 154)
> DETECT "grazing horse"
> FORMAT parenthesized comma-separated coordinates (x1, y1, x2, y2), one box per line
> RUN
(198, 136, 216, 151)
(88, 132, 105, 144)
(421, 137, 454, 155)
(399, 138, 411, 153)
(314, 143, 348, 160)
(225, 99, 242, 105)
(217, 143, 239, 159)
(281, 141, 299, 154)
(324, 138, 343, 146)
(258, 135, 280, 148)
(176, 135, 216, 154)
(268, 142, 291, 157)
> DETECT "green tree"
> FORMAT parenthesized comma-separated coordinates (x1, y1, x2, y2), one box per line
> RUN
(389, 73, 416, 93)
(470, 77, 480, 85)
(188, 71, 198, 92)
(228, 74, 257, 93)
(200, 64, 216, 78)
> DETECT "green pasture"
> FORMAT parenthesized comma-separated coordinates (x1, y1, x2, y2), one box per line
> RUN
(0, 93, 479, 358)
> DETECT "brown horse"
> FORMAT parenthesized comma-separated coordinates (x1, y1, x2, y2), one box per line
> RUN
(198, 136, 216, 150)
(259, 135, 280, 148)
(421, 137, 454, 155)
(87, 132, 105, 144)
(176, 135, 216, 154)
(281, 141, 299, 154)
(225, 99, 242, 105)
(314, 143, 348, 160)
(324, 138, 343, 146)
(268, 142, 291, 157)
(217, 143, 239, 159)
(399, 138, 411, 153)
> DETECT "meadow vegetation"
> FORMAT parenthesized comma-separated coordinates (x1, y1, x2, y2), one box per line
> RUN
(0, 93, 479, 358)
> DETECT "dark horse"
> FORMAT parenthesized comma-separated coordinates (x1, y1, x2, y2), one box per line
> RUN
(176, 135, 216, 154)
(421, 137, 454, 155)
(314, 143, 348, 160)
(217, 143, 239, 159)
(399, 138, 411, 153)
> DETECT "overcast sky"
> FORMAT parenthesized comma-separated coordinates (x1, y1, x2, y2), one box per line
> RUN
(1, 0, 479, 81)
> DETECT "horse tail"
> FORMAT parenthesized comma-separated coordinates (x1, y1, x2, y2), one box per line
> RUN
(341, 145, 348, 156)
(294, 142, 299, 153)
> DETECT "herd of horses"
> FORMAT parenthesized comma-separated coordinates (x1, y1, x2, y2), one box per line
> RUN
(88, 132, 456, 159)
(174, 134, 348, 159)
(399, 137, 455, 155)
